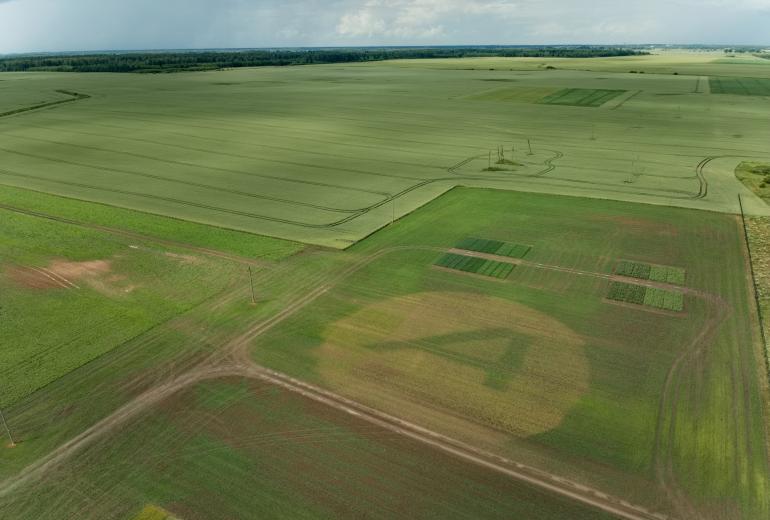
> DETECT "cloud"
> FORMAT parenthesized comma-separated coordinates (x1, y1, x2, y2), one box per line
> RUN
(0, 0, 769, 53)
(335, 1, 520, 39)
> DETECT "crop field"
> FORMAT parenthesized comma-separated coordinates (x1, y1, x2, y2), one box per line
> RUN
(454, 237, 531, 258)
(615, 260, 686, 285)
(709, 77, 770, 96)
(0, 204, 248, 407)
(2, 50, 770, 520)
(0, 52, 769, 248)
(0, 377, 613, 520)
(248, 188, 770, 519)
(433, 252, 515, 279)
(607, 281, 685, 311)
(538, 88, 627, 107)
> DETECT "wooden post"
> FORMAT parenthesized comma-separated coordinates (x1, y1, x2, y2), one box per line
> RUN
(1, 410, 15, 447)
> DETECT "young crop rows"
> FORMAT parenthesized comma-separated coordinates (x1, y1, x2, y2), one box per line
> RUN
(615, 260, 686, 285)
(435, 252, 514, 279)
(607, 281, 684, 311)
(709, 76, 770, 96)
(538, 88, 626, 107)
(455, 237, 531, 259)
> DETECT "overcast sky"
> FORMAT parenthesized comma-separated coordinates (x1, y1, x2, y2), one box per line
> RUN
(1, 0, 769, 54)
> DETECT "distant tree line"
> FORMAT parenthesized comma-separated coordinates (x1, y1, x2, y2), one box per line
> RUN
(0, 47, 648, 73)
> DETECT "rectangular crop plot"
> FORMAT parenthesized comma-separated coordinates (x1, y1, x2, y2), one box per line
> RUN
(607, 281, 684, 312)
(643, 287, 685, 312)
(538, 88, 627, 107)
(709, 77, 770, 96)
(435, 252, 514, 279)
(615, 260, 685, 285)
(455, 237, 531, 259)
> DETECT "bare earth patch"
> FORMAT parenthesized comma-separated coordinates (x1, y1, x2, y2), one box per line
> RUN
(6, 265, 66, 290)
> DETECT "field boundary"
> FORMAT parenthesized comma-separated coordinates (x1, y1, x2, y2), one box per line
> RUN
(0, 90, 90, 119)
(738, 194, 770, 381)
(0, 201, 267, 266)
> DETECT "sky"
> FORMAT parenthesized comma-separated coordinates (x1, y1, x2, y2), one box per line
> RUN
(1, 0, 769, 54)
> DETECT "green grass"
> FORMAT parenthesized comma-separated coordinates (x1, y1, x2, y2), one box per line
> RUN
(434, 252, 514, 279)
(709, 76, 770, 96)
(0, 184, 303, 260)
(0, 206, 243, 408)
(538, 88, 626, 107)
(0, 377, 614, 520)
(249, 188, 770, 518)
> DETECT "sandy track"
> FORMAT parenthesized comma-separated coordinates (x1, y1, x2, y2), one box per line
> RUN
(0, 246, 683, 519)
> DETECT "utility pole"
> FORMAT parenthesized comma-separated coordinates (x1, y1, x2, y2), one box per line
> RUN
(527, 139, 533, 155)
(248, 266, 256, 305)
(1, 409, 15, 447)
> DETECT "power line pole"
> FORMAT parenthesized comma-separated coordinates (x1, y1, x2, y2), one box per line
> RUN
(1, 409, 15, 447)
(248, 266, 256, 305)
(527, 139, 533, 155)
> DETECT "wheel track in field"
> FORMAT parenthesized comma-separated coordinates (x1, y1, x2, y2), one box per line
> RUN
(0, 90, 90, 119)
(0, 146, 386, 213)
(0, 151, 566, 230)
(0, 245, 675, 520)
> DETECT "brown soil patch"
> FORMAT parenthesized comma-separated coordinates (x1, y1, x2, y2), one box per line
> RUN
(6, 266, 64, 290)
(317, 291, 589, 438)
(48, 259, 111, 280)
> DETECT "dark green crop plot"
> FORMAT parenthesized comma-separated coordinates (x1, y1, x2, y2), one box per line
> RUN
(455, 237, 531, 258)
(607, 281, 684, 311)
(455, 237, 505, 254)
(616, 260, 685, 285)
(607, 280, 647, 305)
(435, 252, 514, 279)
(538, 88, 626, 107)
(709, 76, 770, 96)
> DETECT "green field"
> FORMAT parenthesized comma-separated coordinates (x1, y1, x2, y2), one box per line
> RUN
(615, 260, 686, 285)
(0, 377, 613, 520)
(248, 188, 770, 519)
(2, 51, 770, 520)
(709, 77, 770, 96)
(455, 237, 531, 258)
(0, 205, 247, 407)
(607, 281, 685, 311)
(538, 88, 626, 107)
(434, 252, 515, 279)
(0, 52, 768, 249)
